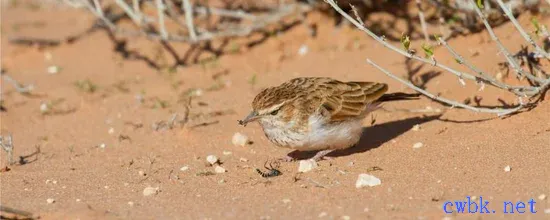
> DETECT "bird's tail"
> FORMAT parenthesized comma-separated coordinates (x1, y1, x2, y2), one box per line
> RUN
(377, 92, 421, 102)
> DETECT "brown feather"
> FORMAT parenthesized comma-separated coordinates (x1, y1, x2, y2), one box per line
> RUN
(319, 80, 388, 122)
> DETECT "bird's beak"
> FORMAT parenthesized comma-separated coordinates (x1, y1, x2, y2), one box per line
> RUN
(238, 111, 259, 127)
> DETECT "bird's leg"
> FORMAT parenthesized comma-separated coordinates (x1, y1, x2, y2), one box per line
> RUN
(277, 155, 296, 162)
(311, 149, 334, 161)
(277, 150, 300, 162)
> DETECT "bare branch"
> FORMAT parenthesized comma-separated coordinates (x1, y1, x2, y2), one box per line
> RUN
(114, 0, 143, 26)
(194, 6, 256, 20)
(182, 0, 197, 42)
(1, 72, 34, 94)
(436, 37, 539, 96)
(468, 0, 545, 84)
(415, 0, 430, 42)
(495, 0, 550, 59)
(366, 59, 523, 117)
(155, 0, 168, 39)
(0, 134, 15, 165)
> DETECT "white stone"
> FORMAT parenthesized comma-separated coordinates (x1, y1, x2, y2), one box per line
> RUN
(206, 155, 219, 165)
(47, 65, 60, 74)
(318, 212, 328, 218)
(545, 208, 550, 214)
(142, 186, 159, 196)
(232, 133, 249, 147)
(282, 199, 291, 204)
(298, 44, 309, 56)
(504, 165, 511, 172)
(413, 142, 424, 149)
(239, 157, 248, 162)
(355, 174, 381, 188)
(128, 201, 134, 206)
(99, 143, 106, 148)
(46, 198, 55, 204)
(411, 124, 421, 131)
(40, 103, 49, 113)
(214, 165, 226, 173)
(108, 127, 115, 134)
(298, 159, 318, 173)
(223, 151, 232, 155)
(180, 166, 189, 172)
(539, 194, 547, 201)
(44, 52, 53, 60)
(340, 216, 350, 220)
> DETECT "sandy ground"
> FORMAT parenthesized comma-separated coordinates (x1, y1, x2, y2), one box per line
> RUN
(1, 1, 550, 219)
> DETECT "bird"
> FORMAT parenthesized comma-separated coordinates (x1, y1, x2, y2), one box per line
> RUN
(238, 77, 419, 162)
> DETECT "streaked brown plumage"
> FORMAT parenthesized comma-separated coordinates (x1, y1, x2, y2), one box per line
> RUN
(239, 77, 418, 161)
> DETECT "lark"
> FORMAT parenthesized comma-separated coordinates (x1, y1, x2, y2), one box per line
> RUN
(238, 77, 419, 162)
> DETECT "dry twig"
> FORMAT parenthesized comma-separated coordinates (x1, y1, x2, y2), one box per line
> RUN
(324, 0, 549, 116)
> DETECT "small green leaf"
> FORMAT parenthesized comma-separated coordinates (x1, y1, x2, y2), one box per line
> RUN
(400, 33, 411, 51)
(476, 0, 484, 9)
(531, 17, 543, 36)
(455, 58, 463, 64)
(421, 43, 434, 58)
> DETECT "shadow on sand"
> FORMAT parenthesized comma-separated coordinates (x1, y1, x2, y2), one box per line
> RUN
(287, 114, 442, 160)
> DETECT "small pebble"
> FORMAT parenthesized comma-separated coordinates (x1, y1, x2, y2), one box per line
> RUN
(340, 216, 350, 220)
(239, 157, 248, 162)
(282, 199, 291, 204)
(142, 186, 159, 196)
(138, 170, 146, 176)
(411, 124, 421, 131)
(298, 44, 309, 56)
(218, 179, 226, 184)
(504, 165, 511, 172)
(318, 212, 328, 218)
(545, 208, 550, 214)
(355, 174, 381, 188)
(232, 133, 249, 147)
(363, 207, 369, 212)
(44, 52, 52, 60)
(128, 201, 134, 206)
(40, 103, 49, 113)
(206, 155, 219, 165)
(214, 165, 227, 173)
(538, 194, 547, 201)
(496, 72, 503, 81)
(47, 65, 60, 74)
(223, 151, 232, 155)
(108, 127, 115, 134)
(413, 142, 424, 149)
(46, 198, 55, 204)
(298, 159, 318, 173)
(76, 199, 81, 202)
(180, 166, 189, 172)
(99, 143, 106, 149)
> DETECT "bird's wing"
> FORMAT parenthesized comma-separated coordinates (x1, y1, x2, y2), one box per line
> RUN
(317, 80, 388, 122)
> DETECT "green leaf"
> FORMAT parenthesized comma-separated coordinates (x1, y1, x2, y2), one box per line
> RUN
(531, 17, 542, 36)
(476, 0, 484, 9)
(421, 43, 434, 58)
(400, 33, 411, 51)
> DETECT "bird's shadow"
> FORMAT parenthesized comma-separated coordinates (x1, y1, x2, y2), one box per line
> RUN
(287, 115, 442, 160)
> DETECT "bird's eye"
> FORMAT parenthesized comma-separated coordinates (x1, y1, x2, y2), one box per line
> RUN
(270, 109, 279, 115)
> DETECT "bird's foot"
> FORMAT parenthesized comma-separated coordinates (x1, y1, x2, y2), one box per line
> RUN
(311, 150, 334, 162)
(277, 155, 296, 162)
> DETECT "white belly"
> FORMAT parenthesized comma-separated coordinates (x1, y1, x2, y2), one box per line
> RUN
(261, 114, 364, 151)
